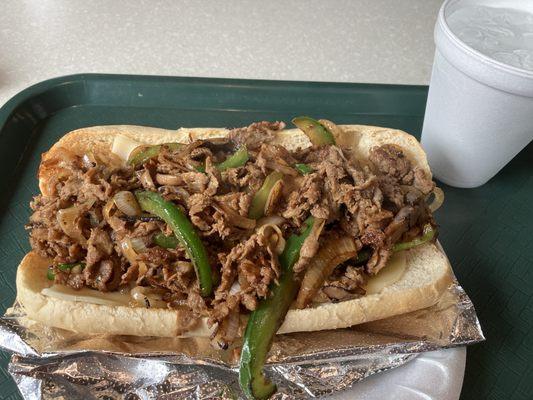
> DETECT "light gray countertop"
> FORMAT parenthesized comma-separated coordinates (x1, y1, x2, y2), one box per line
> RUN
(0, 0, 442, 107)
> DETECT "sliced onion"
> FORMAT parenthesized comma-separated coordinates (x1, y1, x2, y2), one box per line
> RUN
(120, 238, 139, 264)
(428, 187, 445, 212)
(264, 161, 298, 176)
(322, 286, 354, 301)
(212, 309, 240, 349)
(138, 262, 148, 277)
(130, 286, 167, 308)
(214, 202, 256, 230)
(71, 264, 83, 274)
(57, 207, 87, 245)
(229, 281, 241, 296)
(103, 199, 114, 221)
(264, 179, 283, 216)
(155, 173, 182, 186)
(130, 237, 148, 253)
(103, 199, 125, 231)
(82, 152, 97, 169)
(257, 224, 286, 255)
(113, 191, 142, 217)
(295, 235, 358, 309)
(87, 210, 100, 227)
(256, 215, 285, 229)
(121, 238, 148, 277)
(295, 218, 326, 270)
(318, 119, 343, 141)
(138, 169, 156, 189)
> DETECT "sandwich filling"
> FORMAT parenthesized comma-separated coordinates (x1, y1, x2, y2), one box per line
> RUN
(26, 119, 438, 348)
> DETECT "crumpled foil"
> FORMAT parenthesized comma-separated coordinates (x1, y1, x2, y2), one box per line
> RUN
(0, 280, 484, 399)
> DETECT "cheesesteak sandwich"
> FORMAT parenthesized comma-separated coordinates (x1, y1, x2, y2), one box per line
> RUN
(18, 118, 451, 399)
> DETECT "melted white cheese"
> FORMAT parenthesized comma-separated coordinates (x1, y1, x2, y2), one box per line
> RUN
(42, 285, 132, 307)
(364, 251, 407, 294)
(111, 134, 144, 161)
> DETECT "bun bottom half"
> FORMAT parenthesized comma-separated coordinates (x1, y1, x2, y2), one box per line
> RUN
(16, 243, 452, 337)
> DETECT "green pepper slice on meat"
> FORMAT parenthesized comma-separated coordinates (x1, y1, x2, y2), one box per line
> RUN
(153, 232, 180, 249)
(197, 146, 249, 173)
(355, 224, 436, 264)
(135, 191, 213, 297)
(248, 171, 283, 220)
(292, 116, 335, 146)
(217, 146, 249, 171)
(239, 217, 316, 400)
(392, 224, 436, 252)
(128, 143, 182, 167)
(294, 163, 313, 175)
(47, 262, 86, 280)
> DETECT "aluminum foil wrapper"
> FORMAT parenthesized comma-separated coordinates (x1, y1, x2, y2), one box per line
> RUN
(1, 280, 484, 399)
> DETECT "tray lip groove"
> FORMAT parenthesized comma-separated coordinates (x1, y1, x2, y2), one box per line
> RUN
(0, 73, 429, 130)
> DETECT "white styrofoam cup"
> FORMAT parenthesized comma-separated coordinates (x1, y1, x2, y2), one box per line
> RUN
(421, 0, 533, 188)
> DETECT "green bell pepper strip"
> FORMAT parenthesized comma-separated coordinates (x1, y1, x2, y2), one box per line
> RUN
(197, 146, 249, 173)
(294, 163, 313, 175)
(135, 191, 213, 297)
(248, 171, 284, 220)
(47, 262, 86, 280)
(128, 143, 182, 167)
(355, 224, 436, 264)
(392, 224, 435, 252)
(153, 232, 180, 249)
(239, 217, 316, 400)
(292, 116, 335, 146)
(217, 146, 249, 171)
(152, 232, 221, 285)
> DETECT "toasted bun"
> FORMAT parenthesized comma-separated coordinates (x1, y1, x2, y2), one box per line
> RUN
(17, 243, 452, 337)
(21, 123, 447, 337)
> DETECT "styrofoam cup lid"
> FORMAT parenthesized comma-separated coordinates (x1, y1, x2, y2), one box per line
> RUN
(436, 0, 533, 97)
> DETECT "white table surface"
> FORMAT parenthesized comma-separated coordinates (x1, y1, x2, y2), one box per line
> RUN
(0, 1, 466, 399)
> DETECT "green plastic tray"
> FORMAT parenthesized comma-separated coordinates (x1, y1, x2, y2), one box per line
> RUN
(0, 74, 531, 400)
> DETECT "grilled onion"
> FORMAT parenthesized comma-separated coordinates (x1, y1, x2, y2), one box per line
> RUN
(264, 161, 298, 176)
(120, 238, 139, 264)
(211, 309, 240, 350)
(113, 191, 142, 217)
(428, 187, 444, 212)
(103, 199, 125, 231)
(138, 169, 156, 189)
(264, 179, 283, 216)
(155, 174, 182, 186)
(293, 217, 326, 274)
(214, 202, 256, 230)
(130, 286, 167, 308)
(318, 119, 343, 140)
(56, 207, 87, 245)
(130, 237, 148, 253)
(82, 152, 97, 169)
(257, 224, 286, 255)
(229, 281, 241, 296)
(256, 215, 285, 229)
(295, 235, 358, 309)
(120, 238, 148, 276)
